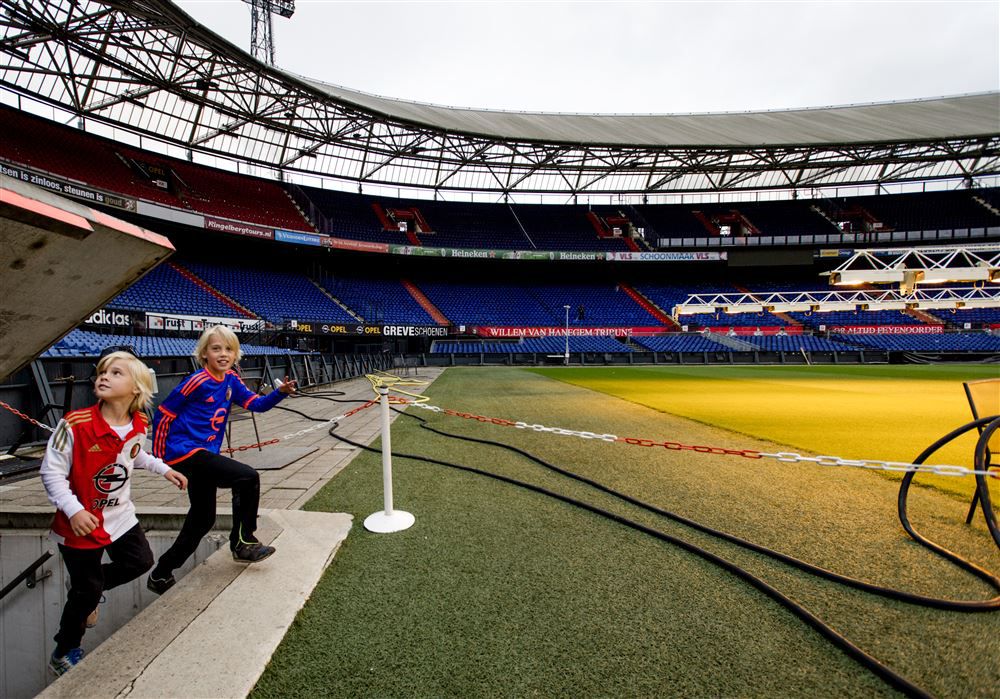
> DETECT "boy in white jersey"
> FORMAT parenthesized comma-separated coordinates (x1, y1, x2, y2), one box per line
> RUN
(40, 350, 187, 675)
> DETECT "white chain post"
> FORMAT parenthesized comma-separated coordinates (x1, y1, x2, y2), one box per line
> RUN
(364, 387, 415, 533)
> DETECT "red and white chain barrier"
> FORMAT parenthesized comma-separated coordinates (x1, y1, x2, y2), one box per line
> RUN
(0, 400, 55, 433)
(6, 392, 994, 479)
(406, 400, 997, 479)
(220, 399, 379, 454)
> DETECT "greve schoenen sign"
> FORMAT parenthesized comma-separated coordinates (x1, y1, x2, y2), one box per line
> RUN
(287, 322, 449, 336)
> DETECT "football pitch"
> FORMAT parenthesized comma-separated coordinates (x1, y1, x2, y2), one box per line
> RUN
(254, 365, 999, 699)
(530, 364, 1000, 500)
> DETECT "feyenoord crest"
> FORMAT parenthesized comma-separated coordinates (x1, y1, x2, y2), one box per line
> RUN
(118, 434, 144, 468)
(225, 387, 232, 401)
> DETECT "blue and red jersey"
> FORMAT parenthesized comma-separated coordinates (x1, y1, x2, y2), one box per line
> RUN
(152, 368, 286, 464)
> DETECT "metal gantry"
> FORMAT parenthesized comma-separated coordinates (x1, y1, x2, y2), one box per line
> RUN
(824, 244, 1000, 287)
(0, 0, 998, 197)
(674, 286, 1000, 315)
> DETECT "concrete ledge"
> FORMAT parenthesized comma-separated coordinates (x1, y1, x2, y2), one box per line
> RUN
(39, 509, 353, 699)
(0, 505, 234, 531)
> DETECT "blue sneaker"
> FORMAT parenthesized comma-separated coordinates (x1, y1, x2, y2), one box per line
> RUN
(49, 647, 84, 676)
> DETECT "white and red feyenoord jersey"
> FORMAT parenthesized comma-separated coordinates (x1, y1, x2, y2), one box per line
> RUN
(40, 404, 170, 549)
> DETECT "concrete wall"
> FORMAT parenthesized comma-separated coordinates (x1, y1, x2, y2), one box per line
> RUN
(1, 526, 226, 699)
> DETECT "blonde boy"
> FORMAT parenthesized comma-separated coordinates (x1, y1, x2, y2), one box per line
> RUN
(41, 350, 187, 674)
(147, 326, 296, 594)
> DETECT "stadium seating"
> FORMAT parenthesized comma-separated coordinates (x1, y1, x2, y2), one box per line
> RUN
(0, 106, 313, 232)
(790, 310, 927, 329)
(928, 308, 1000, 326)
(305, 189, 409, 243)
(182, 262, 357, 324)
(416, 282, 660, 327)
(638, 282, 791, 327)
(834, 332, 1000, 352)
(108, 263, 247, 318)
(631, 334, 731, 352)
(44, 330, 298, 357)
(382, 198, 533, 250)
(511, 203, 631, 251)
(741, 335, 859, 352)
(318, 276, 434, 324)
(847, 190, 999, 232)
(158, 156, 312, 232)
(0, 105, 177, 207)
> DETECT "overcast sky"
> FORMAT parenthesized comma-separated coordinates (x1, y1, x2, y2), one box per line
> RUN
(175, 0, 999, 114)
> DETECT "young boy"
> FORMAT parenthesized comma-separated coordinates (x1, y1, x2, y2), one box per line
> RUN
(147, 325, 296, 594)
(41, 350, 188, 675)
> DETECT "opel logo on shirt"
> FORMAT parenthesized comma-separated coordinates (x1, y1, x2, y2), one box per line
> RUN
(93, 463, 129, 494)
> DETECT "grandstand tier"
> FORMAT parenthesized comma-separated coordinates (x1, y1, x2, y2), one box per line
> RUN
(3, 106, 997, 256)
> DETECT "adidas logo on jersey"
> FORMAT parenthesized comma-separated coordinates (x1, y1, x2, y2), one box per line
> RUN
(206, 396, 215, 403)
(88, 444, 102, 453)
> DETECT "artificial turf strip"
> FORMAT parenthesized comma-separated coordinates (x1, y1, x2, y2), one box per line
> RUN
(531, 364, 1000, 501)
(251, 367, 1000, 699)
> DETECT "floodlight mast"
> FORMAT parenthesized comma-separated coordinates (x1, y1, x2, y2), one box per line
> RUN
(240, 0, 295, 66)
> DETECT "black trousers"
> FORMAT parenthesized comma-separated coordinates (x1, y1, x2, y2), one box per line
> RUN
(153, 450, 261, 576)
(55, 523, 153, 655)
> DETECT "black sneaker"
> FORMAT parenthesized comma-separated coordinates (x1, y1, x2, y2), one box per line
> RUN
(146, 573, 176, 595)
(232, 542, 276, 563)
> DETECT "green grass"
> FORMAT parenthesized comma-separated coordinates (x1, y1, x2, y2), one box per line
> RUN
(531, 364, 1000, 500)
(252, 367, 1000, 699)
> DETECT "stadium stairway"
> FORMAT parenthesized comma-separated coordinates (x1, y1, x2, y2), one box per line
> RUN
(809, 203, 847, 233)
(308, 278, 364, 322)
(904, 307, 943, 325)
(403, 280, 450, 325)
(282, 189, 320, 233)
(37, 509, 351, 699)
(692, 210, 719, 235)
(708, 332, 759, 351)
(618, 284, 678, 328)
(169, 262, 258, 318)
(972, 194, 1000, 217)
(371, 202, 395, 231)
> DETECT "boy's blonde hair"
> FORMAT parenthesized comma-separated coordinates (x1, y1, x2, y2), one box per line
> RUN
(96, 351, 154, 414)
(194, 325, 242, 366)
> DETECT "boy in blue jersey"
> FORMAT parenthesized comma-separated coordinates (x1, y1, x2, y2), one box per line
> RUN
(147, 325, 296, 594)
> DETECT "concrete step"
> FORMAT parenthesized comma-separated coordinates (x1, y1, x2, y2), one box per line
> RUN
(39, 508, 352, 699)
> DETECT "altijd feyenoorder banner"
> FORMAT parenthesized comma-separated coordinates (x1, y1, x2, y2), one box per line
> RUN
(829, 325, 944, 335)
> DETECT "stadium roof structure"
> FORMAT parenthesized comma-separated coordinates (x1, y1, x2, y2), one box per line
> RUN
(1, 0, 999, 197)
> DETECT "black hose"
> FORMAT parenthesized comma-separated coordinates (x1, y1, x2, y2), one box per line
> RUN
(325, 415, 939, 697)
(898, 415, 1000, 556)
(272, 390, 370, 421)
(408, 414, 1000, 612)
(272, 405, 332, 422)
(282, 390, 998, 698)
(974, 419, 1000, 549)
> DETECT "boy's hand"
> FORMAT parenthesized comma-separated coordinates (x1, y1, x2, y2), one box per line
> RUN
(69, 510, 100, 537)
(164, 469, 187, 490)
(278, 376, 298, 394)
